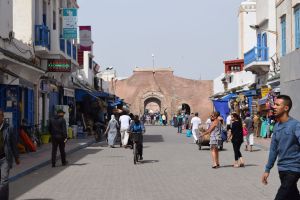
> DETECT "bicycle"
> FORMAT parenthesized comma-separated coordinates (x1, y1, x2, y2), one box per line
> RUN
(129, 131, 142, 164)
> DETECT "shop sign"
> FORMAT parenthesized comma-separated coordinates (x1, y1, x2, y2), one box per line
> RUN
(63, 8, 78, 39)
(261, 88, 271, 98)
(79, 26, 92, 51)
(63, 88, 75, 97)
(47, 59, 71, 72)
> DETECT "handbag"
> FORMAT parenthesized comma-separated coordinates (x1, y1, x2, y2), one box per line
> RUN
(186, 129, 192, 137)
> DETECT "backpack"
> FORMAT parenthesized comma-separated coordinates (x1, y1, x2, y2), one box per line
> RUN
(132, 123, 142, 133)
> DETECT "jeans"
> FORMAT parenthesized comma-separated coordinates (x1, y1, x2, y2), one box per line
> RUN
(0, 158, 9, 200)
(275, 171, 300, 200)
(52, 137, 66, 166)
(178, 125, 182, 133)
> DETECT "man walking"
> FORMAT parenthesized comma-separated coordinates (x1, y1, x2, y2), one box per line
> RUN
(49, 109, 68, 167)
(191, 112, 201, 144)
(0, 109, 20, 200)
(119, 112, 131, 147)
(261, 95, 300, 200)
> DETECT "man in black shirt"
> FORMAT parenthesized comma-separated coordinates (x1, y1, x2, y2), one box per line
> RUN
(49, 109, 68, 167)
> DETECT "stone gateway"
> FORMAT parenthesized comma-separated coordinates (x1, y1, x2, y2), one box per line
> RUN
(113, 68, 213, 121)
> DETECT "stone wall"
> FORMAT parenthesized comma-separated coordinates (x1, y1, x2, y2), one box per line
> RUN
(113, 68, 213, 121)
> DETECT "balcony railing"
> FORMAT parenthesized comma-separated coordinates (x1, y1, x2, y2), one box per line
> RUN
(244, 46, 269, 65)
(60, 37, 65, 52)
(72, 45, 77, 61)
(35, 25, 50, 50)
(67, 40, 72, 57)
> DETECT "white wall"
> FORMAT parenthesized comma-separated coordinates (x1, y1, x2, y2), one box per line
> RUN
(280, 49, 300, 120)
(227, 71, 256, 90)
(0, 0, 13, 38)
(213, 73, 225, 95)
(238, 0, 257, 58)
(80, 51, 94, 86)
(13, 0, 35, 44)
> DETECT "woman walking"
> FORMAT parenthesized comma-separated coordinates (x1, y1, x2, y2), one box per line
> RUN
(230, 113, 245, 167)
(201, 112, 221, 168)
(105, 115, 120, 148)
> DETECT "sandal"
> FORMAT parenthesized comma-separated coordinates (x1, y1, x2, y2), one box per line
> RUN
(239, 163, 245, 167)
(233, 164, 239, 168)
(212, 165, 218, 169)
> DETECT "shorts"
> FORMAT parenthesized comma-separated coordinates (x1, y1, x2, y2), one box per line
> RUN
(244, 133, 254, 145)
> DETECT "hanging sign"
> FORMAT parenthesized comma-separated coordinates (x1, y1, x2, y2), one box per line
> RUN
(47, 59, 71, 72)
(79, 26, 92, 51)
(63, 8, 78, 39)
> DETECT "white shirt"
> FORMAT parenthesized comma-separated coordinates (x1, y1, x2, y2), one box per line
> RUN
(226, 115, 231, 125)
(205, 118, 211, 129)
(119, 115, 131, 129)
(191, 117, 201, 130)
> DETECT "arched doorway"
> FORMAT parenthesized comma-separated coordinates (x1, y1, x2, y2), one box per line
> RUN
(181, 103, 191, 114)
(144, 97, 161, 114)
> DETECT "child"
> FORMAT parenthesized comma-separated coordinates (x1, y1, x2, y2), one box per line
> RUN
(242, 123, 249, 151)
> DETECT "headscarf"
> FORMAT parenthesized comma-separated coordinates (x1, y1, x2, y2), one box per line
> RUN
(110, 114, 116, 122)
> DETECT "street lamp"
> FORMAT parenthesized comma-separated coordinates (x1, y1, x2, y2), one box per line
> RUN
(249, 25, 277, 35)
(152, 54, 155, 72)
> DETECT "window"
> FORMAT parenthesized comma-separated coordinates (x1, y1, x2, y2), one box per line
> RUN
(281, 15, 286, 56)
(295, 6, 300, 49)
(257, 33, 262, 58)
(89, 57, 93, 69)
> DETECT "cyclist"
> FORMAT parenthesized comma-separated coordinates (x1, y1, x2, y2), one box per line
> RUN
(129, 115, 145, 160)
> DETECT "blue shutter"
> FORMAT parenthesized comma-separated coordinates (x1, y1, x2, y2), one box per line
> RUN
(261, 33, 268, 61)
(281, 16, 286, 56)
(295, 7, 300, 49)
(25, 88, 34, 126)
(257, 33, 262, 58)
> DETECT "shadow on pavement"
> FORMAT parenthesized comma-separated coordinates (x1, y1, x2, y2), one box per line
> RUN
(10, 146, 102, 200)
(143, 135, 164, 143)
(23, 199, 54, 200)
(140, 160, 159, 164)
(220, 164, 259, 168)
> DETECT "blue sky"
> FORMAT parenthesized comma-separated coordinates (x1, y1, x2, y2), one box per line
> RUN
(78, 0, 243, 80)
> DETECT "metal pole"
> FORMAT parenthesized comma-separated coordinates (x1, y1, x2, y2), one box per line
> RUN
(152, 54, 155, 71)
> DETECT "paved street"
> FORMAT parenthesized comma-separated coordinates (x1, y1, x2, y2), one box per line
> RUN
(11, 126, 281, 200)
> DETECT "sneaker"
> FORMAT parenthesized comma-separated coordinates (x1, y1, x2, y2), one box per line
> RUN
(139, 156, 143, 160)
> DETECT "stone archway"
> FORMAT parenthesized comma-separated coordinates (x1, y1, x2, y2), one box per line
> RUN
(144, 97, 161, 114)
(177, 103, 191, 114)
(140, 91, 166, 115)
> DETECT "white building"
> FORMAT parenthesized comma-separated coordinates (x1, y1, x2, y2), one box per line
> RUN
(276, 0, 300, 120)
(243, 0, 279, 89)
(11, 0, 80, 127)
(1, 0, 44, 128)
(238, 0, 257, 59)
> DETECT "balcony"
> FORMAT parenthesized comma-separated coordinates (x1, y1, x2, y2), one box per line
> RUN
(72, 45, 77, 61)
(244, 46, 270, 75)
(67, 40, 72, 57)
(34, 25, 50, 52)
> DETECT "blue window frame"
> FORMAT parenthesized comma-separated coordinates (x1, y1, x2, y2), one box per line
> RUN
(281, 15, 286, 56)
(257, 33, 262, 58)
(295, 5, 300, 49)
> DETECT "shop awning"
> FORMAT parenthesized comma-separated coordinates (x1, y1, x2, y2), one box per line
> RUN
(108, 98, 123, 108)
(75, 89, 110, 101)
(220, 93, 237, 101)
